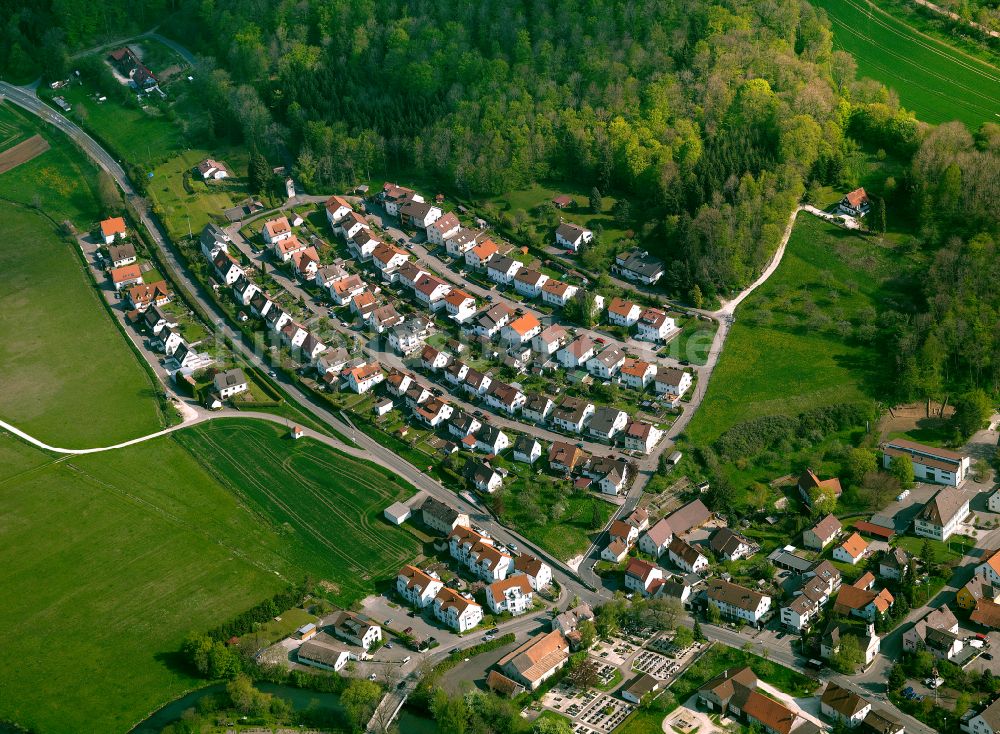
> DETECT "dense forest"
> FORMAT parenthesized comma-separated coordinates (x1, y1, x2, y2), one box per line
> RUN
(2, 0, 998, 394)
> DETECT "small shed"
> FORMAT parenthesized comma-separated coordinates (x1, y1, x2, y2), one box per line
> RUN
(290, 425, 304, 440)
(384, 501, 412, 525)
(374, 398, 394, 417)
(295, 623, 318, 641)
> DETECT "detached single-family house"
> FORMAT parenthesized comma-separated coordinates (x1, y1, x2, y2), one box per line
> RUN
(513, 435, 542, 464)
(109, 263, 143, 291)
(501, 313, 542, 345)
(195, 158, 231, 179)
(108, 242, 136, 268)
(523, 394, 554, 423)
(821, 682, 872, 728)
(324, 195, 353, 227)
(399, 200, 442, 229)
(639, 519, 673, 558)
(636, 307, 675, 342)
(475, 425, 510, 455)
(613, 249, 665, 285)
(621, 359, 657, 390)
(382, 182, 422, 217)
(654, 368, 692, 400)
(420, 497, 469, 535)
(212, 368, 248, 400)
(466, 461, 502, 494)
(485, 381, 526, 415)
(465, 239, 499, 270)
(532, 324, 567, 357)
(426, 212, 460, 245)
(710, 528, 754, 561)
(668, 537, 709, 574)
(514, 269, 549, 298)
(624, 558, 664, 597)
(541, 279, 578, 307)
(555, 222, 593, 252)
(914, 489, 971, 541)
(498, 631, 569, 691)
(548, 441, 587, 474)
(837, 187, 870, 218)
(412, 274, 452, 310)
(127, 280, 171, 311)
(803, 514, 842, 550)
(346, 362, 384, 394)
(587, 346, 625, 379)
(348, 228, 381, 260)
(487, 256, 524, 285)
(557, 335, 596, 369)
(100, 217, 127, 244)
(329, 274, 367, 304)
(550, 396, 594, 433)
(199, 222, 230, 260)
(608, 297, 642, 327)
(262, 216, 292, 245)
(443, 289, 477, 323)
(587, 406, 629, 441)
(622, 420, 662, 454)
(833, 532, 869, 566)
(514, 554, 552, 591)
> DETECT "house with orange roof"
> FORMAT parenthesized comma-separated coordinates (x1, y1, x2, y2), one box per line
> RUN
(271, 233, 307, 262)
(100, 216, 127, 244)
(838, 187, 870, 218)
(292, 245, 320, 278)
(620, 358, 657, 389)
(396, 565, 444, 608)
(465, 238, 499, 270)
(127, 280, 171, 311)
(625, 557, 664, 597)
(485, 575, 534, 615)
(324, 194, 353, 226)
(798, 468, 843, 506)
(833, 577, 894, 621)
(443, 288, 476, 322)
(345, 361, 384, 394)
(371, 242, 408, 279)
(109, 263, 143, 291)
(261, 216, 292, 245)
(833, 532, 869, 565)
(501, 313, 542, 345)
(608, 297, 642, 327)
(329, 274, 366, 305)
(433, 586, 483, 632)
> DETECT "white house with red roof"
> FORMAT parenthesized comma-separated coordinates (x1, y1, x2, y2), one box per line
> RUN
(426, 212, 461, 245)
(396, 565, 444, 608)
(624, 558, 664, 597)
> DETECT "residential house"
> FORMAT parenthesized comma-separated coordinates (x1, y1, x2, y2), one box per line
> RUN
(212, 368, 248, 400)
(420, 345, 451, 372)
(348, 227, 381, 260)
(324, 195, 353, 227)
(445, 227, 488, 257)
(613, 249, 665, 285)
(710, 528, 754, 561)
(587, 346, 626, 379)
(212, 251, 244, 285)
(142, 305, 176, 335)
(554, 222, 593, 252)
(335, 210, 369, 240)
(601, 539, 629, 563)
(447, 411, 481, 440)
(109, 263, 143, 291)
(964, 696, 1000, 734)
(860, 710, 904, 734)
(668, 537, 709, 574)
(557, 335, 596, 369)
(329, 611, 381, 650)
(371, 242, 408, 279)
(622, 420, 662, 454)
(879, 548, 910, 581)
(100, 216, 127, 244)
(512, 435, 542, 464)
(586, 455, 630, 495)
(609, 520, 640, 548)
(903, 607, 961, 657)
(420, 497, 469, 535)
(587, 406, 629, 441)
(608, 298, 643, 328)
(798, 469, 844, 507)
(821, 682, 872, 728)
(296, 634, 356, 672)
(350, 291, 378, 318)
(636, 307, 675, 342)
(412, 274, 451, 311)
(833, 579, 894, 622)
(654, 368, 692, 401)
(127, 280, 171, 311)
(548, 441, 587, 474)
(443, 289, 477, 323)
(346, 362, 384, 394)
(501, 313, 542, 345)
(514, 554, 552, 591)
(155, 326, 183, 355)
(821, 622, 881, 667)
(444, 360, 470, 386)
(426, 212, 460, 245)
(833, 533, 870, 566)
(485, 381, 526, 415)
(838, 187, 871, 217)
(706, 579, 772, 627)
(803, 514, 842, 550)
(498, 631, 569, 690)
(915, 489, 972, 541)
(397, 565, 444, 608)
(433, 587, 483, 632)
(414, 397, 454, 428)
(532, 325, 567, 357)
(475, 425, 509, 455)
(381, 182, 422, 217)
(697, 667, 759, 715)
(551, 195, 573, 209)
(232, 274, 260, 307)
(199, 222, 230, 260)
(486, 575, 534, 616)
(388, 321, 426, 356)
(487, 255, 524, 285)
(550, 396, 594, 433)
(329, 274, 367, 304)
(462, 368, 492, 398)
(624, 558, 664, 597)
(622, 359, 658, 390)
(262, 216, 292, 245)
(399, 200, 442, 229)
(195, 158, 230, 179)
(470, 303, 514, 339)
(625, 508, 650, 533)
(540, 279, 578, 307)
(883, 438, 970, 486)
(465, 238, 499, 270)
(514, 269, 549, 298)
(523, 394, 554, 423)
(367, 305, 404, 334)
(466, 461, 502, 494)
(108, 242, 136, 268)
(639, 519, 674, 558)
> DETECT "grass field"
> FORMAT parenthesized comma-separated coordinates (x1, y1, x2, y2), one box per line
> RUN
(0, 102, 104, 225)
(174, 419, 422, 603)
(150, 148, 246, 241)
(0, 418, 423, 733)
(685, 214, 898, 448)
(813, 0, 1000, 128)
(0, 202, 164, 447)
(0, 431, 287, 734)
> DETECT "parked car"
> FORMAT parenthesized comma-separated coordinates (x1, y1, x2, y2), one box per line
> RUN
(984, 653, 994, 661)
(384, 618, 393, 626)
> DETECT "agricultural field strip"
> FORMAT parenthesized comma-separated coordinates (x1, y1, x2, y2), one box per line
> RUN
(181, 425, 412, 577)
(53, 457, 289, 579)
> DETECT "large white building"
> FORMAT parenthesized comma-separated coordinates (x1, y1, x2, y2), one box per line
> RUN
(396, 565, 444, 608)
(882, 438, 970, 486)
(706, 579, 771, 627)
(914, 489, 971, 541)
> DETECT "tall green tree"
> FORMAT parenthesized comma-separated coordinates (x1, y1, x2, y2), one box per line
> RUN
(952, 389, 992, 441)
(589, 187, 603, 213)
(248, 147, 270, 196)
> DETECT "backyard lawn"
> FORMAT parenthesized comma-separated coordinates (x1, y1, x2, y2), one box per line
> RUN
(150, 147, 248, 241)
(0, 202, 164, 446)
(685, 214, 897, 448)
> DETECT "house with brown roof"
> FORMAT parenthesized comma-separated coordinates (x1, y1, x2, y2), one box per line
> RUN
(427, 212, 460, 245)
(623, 419, 663, 454)
(698, 667, 759, 714)
(915, 489, 972, 541)
(821, 682, 872, 727)
(833, 577, 894, 622)
(396, 565, 444, 608)
(607, 297, 642, 327)
(127, 280, 171, 311)
(803, 513, 842, 550)
(707, 578, 772, 626)
(548, 441, 587, 473)
(798, 469, 843, 507)
(639, 519, 674, 558)
(551, 396, 595, 433)
(540, 278, 578, 307)
(556, 335, 596, 369)
(514, 553, 552, 591)
(710, 528, 754, 561)
(666, 499, 712, 536)
(485, 575, 534, 615)
(497, 631, 569, 690)
(433, 586, 483, 632)
(624, 557, 664, 597)
(107, 242, 136, 268)
(486, 670, 525, 697)
(554, 222, 593, 252)
(668, 536, 709, 573)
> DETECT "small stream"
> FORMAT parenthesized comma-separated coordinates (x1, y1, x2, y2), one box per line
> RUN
(129, 682, 436, 733)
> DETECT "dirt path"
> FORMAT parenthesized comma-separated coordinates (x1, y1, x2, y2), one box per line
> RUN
(0, 134, 49, 173)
